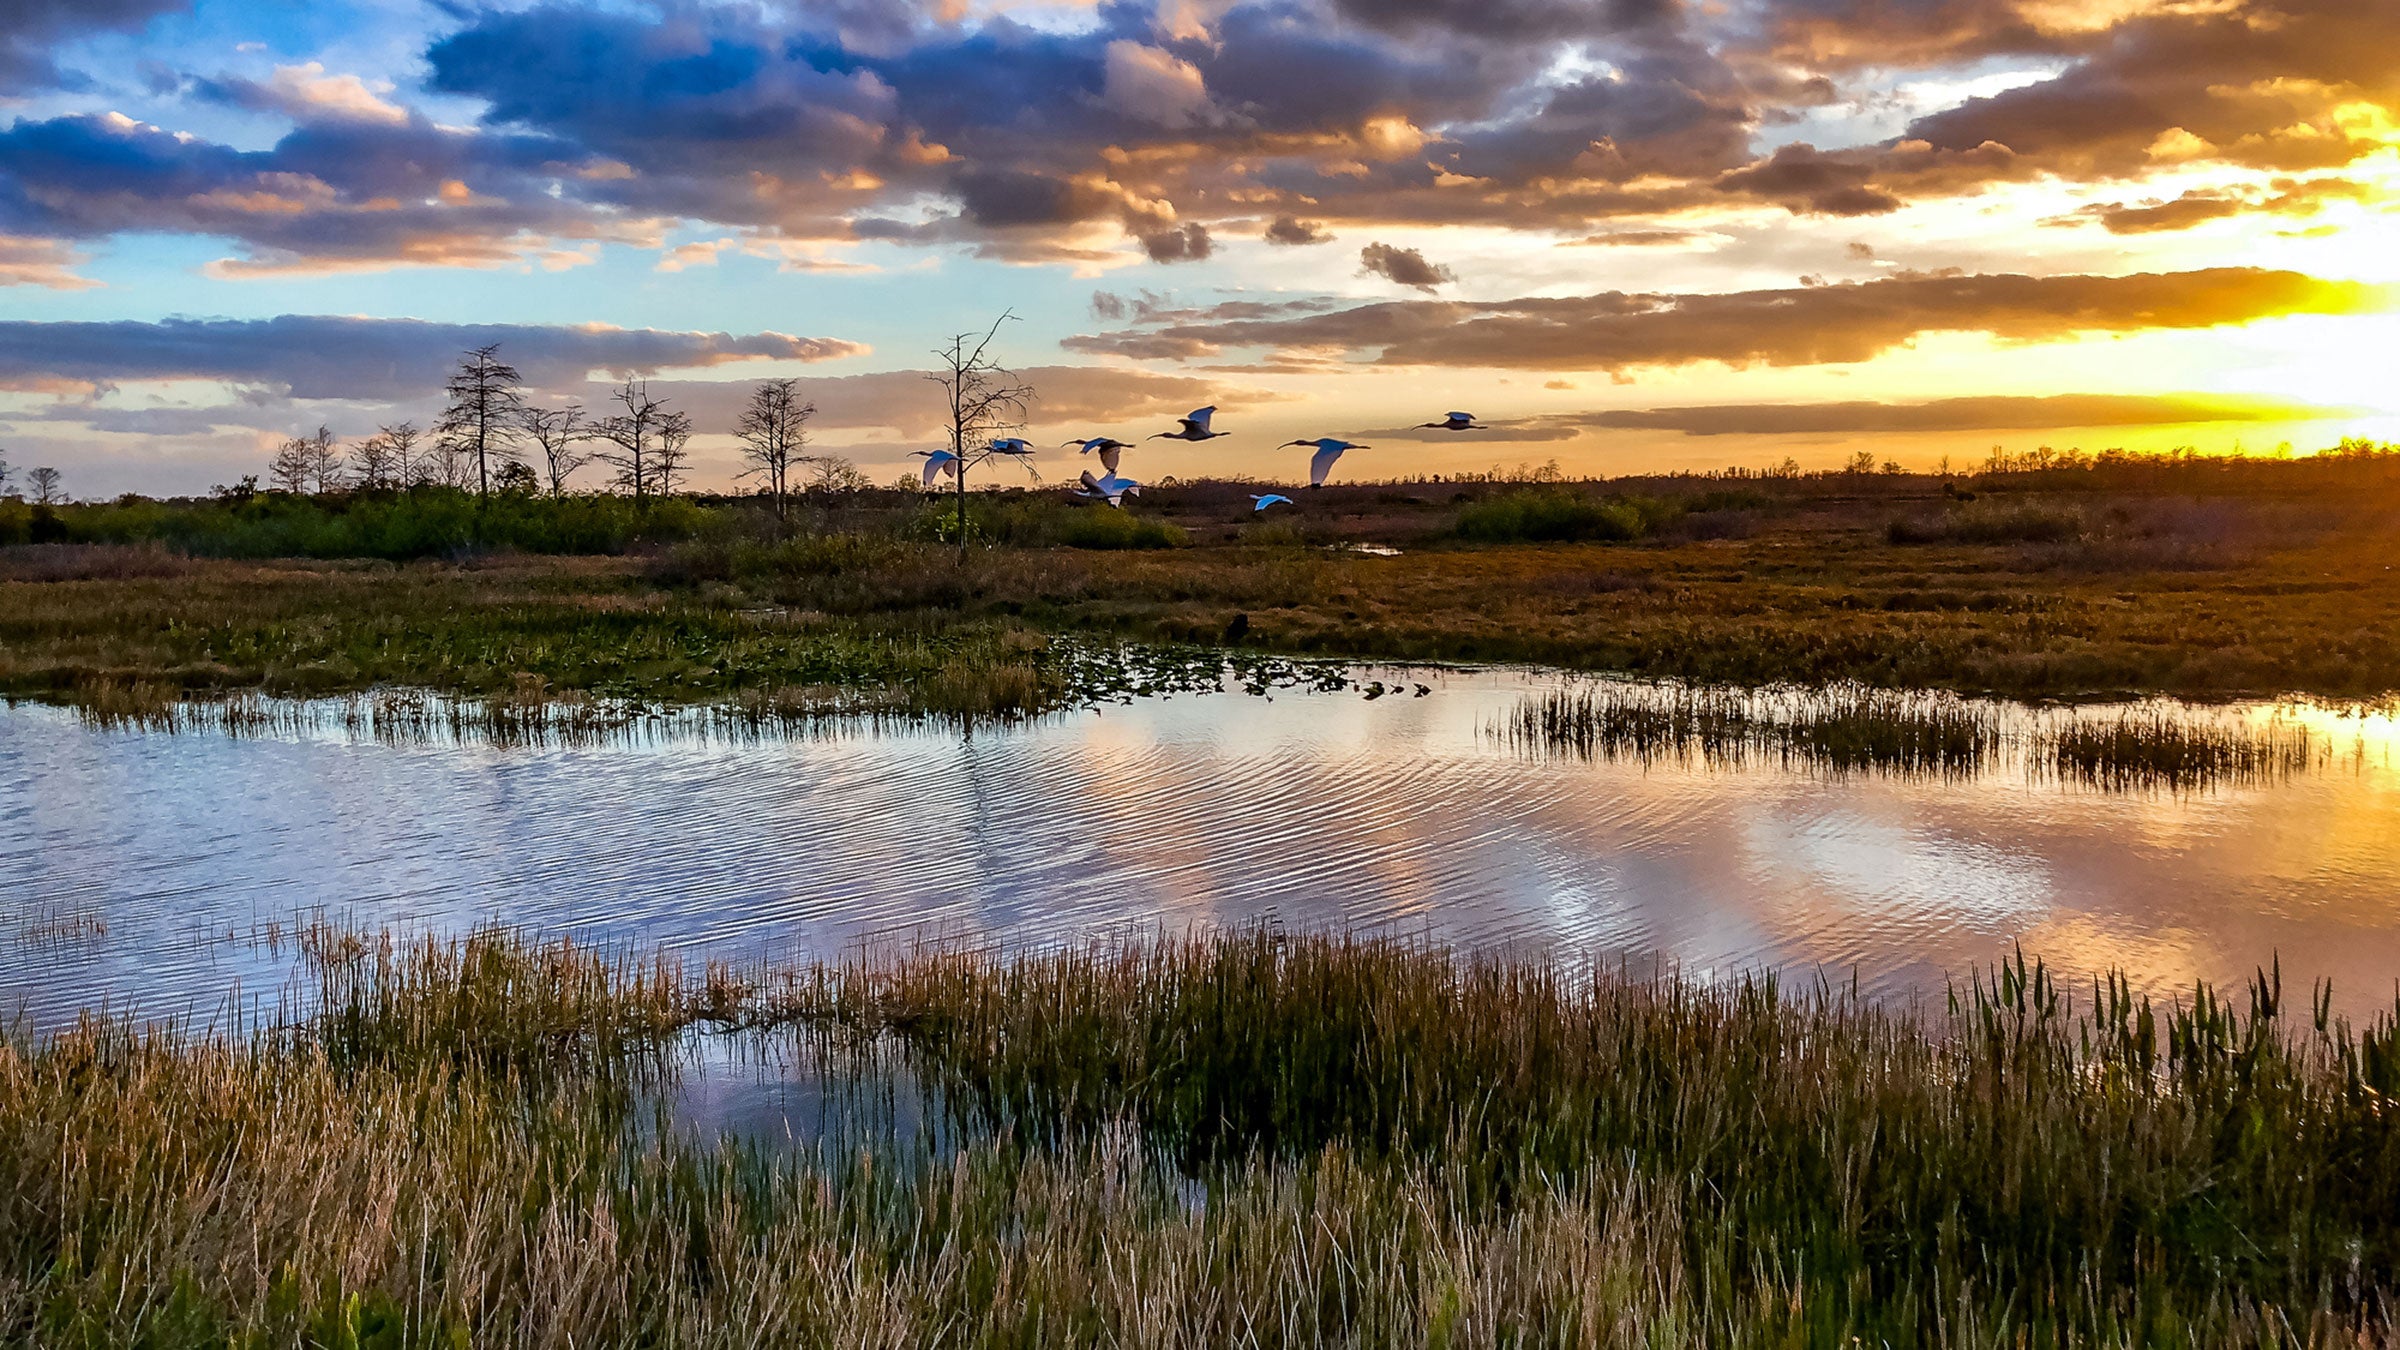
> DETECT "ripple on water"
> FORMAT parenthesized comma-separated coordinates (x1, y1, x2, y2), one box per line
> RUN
(7, 672, 2400, 1032)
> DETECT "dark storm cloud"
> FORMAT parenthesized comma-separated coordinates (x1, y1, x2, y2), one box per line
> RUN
(0, 0, 186, 94)
(1065, 267, 2381, 368)
(1359, 242, 1457, 290)
(0, 316, 865, 399)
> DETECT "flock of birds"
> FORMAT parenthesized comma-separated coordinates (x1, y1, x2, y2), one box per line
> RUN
(912, 408, 1488, 511)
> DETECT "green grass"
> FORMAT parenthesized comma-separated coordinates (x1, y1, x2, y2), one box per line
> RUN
(4, 927, 2397, 1345)
(1494, 682, 2005, 776)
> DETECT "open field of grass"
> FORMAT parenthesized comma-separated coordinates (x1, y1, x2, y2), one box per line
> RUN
(8, 453, 2400, 717)
(4, 926, 2397, 1346)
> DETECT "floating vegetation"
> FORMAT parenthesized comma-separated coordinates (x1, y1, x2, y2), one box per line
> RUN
(1492, 679, 2359, 792)
(4, 926, 2399, 1344)
(1493, 681, 2004, 777)
(43, 642, 1367, 747)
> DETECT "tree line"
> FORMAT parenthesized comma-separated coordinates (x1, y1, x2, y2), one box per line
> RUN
(255, 344, 858, 519)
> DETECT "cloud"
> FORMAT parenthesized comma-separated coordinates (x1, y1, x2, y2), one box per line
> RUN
(0, 0, 186, 94)
(0, 316, 866, 399)
(2061, 175, 2375, 234)
(1513, 392, 2358, 438)
(1099, 40, 1221, 128)
(195, 62, 410, 127)
(5, 0, 2394, 275)
(1141, 222, 1215, 262)
(1264, 214, 1332, 245)
(1359, 241, 1455, 290)
(0, 235, 99, 289)
(1066, 266, 2383, 368)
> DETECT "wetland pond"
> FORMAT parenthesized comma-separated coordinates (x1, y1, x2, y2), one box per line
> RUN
(8, 663, 2400, 1038)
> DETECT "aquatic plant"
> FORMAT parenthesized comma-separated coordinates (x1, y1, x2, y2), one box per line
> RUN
(1493, 681, 2005, 776)
(4, 927, 2397, 1345)
(2041, 710, 2324, 790)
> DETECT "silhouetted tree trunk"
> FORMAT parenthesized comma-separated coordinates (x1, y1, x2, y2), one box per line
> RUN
(435, 344, 526, 499)
(735, 377, 816, 522)
(593, 379, 670, 502)
(928, 313, 1036, 556)
(522, 405, 593, 496)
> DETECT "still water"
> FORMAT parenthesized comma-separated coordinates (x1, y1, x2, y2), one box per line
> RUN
(7, 668, 2400, 1033)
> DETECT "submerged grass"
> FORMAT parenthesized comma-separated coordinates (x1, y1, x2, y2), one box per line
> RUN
(5, 926, 2400, 1345)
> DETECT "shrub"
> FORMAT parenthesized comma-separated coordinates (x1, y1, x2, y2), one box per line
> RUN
(1888, 498, 2085, 545)
(1054, 508, 1185, 550)
(42, 489, 713, 560)
(1454, 488, 1678, 543)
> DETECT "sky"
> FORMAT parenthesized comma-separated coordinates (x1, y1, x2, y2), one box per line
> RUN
(0, 0, 2395, 497)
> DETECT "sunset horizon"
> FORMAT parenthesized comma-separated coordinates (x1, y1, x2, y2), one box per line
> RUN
(3, 0, 2395, 497)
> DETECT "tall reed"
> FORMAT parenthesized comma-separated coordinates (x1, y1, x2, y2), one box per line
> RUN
(4, 927, 2396, 1346)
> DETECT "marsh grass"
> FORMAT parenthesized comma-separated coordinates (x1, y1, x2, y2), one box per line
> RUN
(1493, 681, 2005, 777)
(5, 926, 2399, 1346)
(1494, 681, 2355, 791)
(44, 643, 1364, 744)
(2041, 711, 2326, 791)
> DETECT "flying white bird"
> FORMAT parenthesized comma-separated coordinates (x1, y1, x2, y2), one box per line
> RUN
(913, 449, 959, 487)
(986, 437, 1036, 457)
(1064, 436, 1132, 475)
(1151, 406, 1224, 442)
(1251, 493, 1294, 511)
(1073, 469, 1142, 507)
(1420, 411, 1485, 431)
(1285, 438, 1369, 487)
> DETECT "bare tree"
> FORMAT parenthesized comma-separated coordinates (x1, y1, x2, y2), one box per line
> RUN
(927, 312, 1037, 550)
(269, 427, 344, 494)
(810, 456, 873, 493)
(26, 465, 63, 506)
(652, 410, 693, 497)
(434, 344, 526, 498)
(734, 378, 815, 520)
(521, 405, 594, 496)
(593, 379, 672, 500)
(350, 427, 405, 491)
(0, 453, 14, 496)
(376, 422, 426, 487)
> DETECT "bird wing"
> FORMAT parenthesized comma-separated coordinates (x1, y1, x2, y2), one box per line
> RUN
(921, 456, 945, 487)
(1448, 412, 1473, 422)
(1098, 443, 1121, 474)
(1310, 444, 1343, 486)
(1187, 406, 1216, 432)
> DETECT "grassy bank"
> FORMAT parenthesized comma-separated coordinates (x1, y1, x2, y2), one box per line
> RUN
(8, 454, 2400, 718)
(4, 928, 2397, 1345)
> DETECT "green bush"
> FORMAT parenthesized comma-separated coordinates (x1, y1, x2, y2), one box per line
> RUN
(1054, 507, 1185, 550)
(1454, 488, 1679, 543)
(43, 489, 713, 560)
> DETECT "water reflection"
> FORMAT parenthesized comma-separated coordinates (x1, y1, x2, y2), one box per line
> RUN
(6, 670, 2400, 1034)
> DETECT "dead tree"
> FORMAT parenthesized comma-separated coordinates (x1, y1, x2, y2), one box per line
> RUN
(521, 405, 594, 496)
(434, 343, 526, 498)
(26, 465, 63, 506)
(927, 312, 1037, 552)
(653, 410, 693, 497)
(593, 378, 672, 501)
(734, 377, 816, 521)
